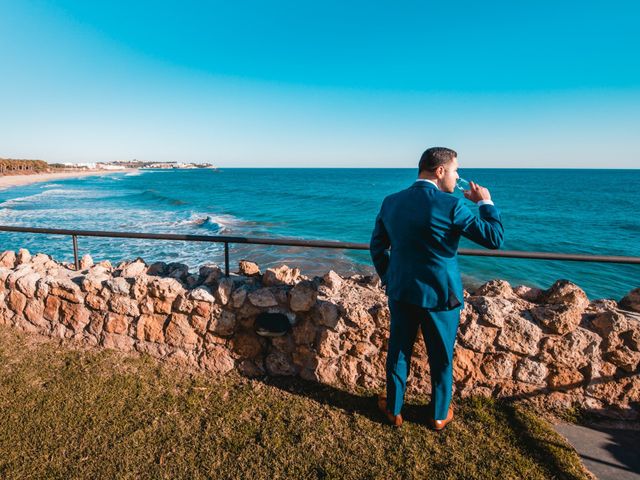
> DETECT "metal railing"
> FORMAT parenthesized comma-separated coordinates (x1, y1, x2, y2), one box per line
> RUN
(1, 225, 640, 276)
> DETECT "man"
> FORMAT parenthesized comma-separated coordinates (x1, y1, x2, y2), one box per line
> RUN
(369, 147, 504, 430)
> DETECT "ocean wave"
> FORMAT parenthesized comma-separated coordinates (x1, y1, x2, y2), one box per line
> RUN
(0, 189, 89, 207)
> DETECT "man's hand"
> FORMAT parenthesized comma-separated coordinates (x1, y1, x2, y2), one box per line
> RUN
(463, 181, 492, 203)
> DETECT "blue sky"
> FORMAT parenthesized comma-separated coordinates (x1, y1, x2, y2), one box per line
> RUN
(0, 1, 638, 167)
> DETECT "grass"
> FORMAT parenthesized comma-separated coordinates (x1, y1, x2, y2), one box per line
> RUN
(0, 325, 591, 480)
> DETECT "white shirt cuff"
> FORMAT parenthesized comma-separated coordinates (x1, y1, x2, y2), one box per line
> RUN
(477, 199, 494, 207)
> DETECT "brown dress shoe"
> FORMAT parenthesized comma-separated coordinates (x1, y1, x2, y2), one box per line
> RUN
(377, 394, 403, 427)
(429, 407, 454, 431)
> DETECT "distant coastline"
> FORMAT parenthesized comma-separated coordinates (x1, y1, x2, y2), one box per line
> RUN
(0, 168, 139, 191)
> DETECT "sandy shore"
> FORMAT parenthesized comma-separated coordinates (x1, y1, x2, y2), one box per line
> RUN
(0, 169, 139, 190)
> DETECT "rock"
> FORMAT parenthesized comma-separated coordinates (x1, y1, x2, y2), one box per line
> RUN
(79, 254, 93, 270)
(166, 262, 189, 280)
(231, 331, 264, 358)
(317, 328, 342, 357)
(7, 289, 27, 314)
(481, 353, 515, 380)
(0, 250, 16, 268)
(47, 277, 84, 303)
(16, 248, 31, 265)
(189, 314, 209, 335)
(265, 351, 296, 376)
(515, 358, 548, 384)
(59, 300, 91, 332)
(199, 264, 222, 284)
(165, 313, 199, 349)
(540, 327, 602, 369)
(548, 366, 584, 391)
(109, 295, 140, 317)
(238, 260, 260, 276)
(606, 346, 640, 373)
(496, 315, 543, 356)
(209, 310, 236, 337)
(248, 288, 278, 308)
(292, 318, 318, 345)
(214, 278, 234, 305)
(136, 314, 166, 343)
(147, 261, 167, 276)
(85, 292, 108, 311)
(24, 299, 48, 328)
(474, 279, 514, 297)
(101, 333, 135, 352)
(289, 281, 317, 312)
(591, 310, 630, 336)
(453, 347, 484, 383)
(471, 296, 515, 328)
(118, 258, 146, 278)
(459, 320, 499, 352)
(619, 288, 640, 313)
(322, 270, 343, 291)
(188, 285, 215, 303)
(81, 272, 110, 293)
(231, 287, 248, 308)
(148, 277, 183, 299)
(263, 265, 301, 286)
(542, 280, 590, 310)
(104, 277, 131, 296)
(103, 312, 129, 335)
(317, 301, 339, 329)
(314, 358, 339, 384)
(200, 345, 235, 374)
(43, 296, 60, 322)
(513, 285, 544, 302)
(531, 303, 583, 335)
(15, 272, 41, 298)
(337, 355, 360, 385)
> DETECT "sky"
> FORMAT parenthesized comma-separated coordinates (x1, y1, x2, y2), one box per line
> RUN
(0, 1, 639, 168)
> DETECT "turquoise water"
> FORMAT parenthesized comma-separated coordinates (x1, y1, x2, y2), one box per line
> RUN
(0, 168, 638, 300)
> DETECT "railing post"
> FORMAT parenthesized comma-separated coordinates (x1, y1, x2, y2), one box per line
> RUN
(72, 235, 80, 270)
(224, 242, 230, 277)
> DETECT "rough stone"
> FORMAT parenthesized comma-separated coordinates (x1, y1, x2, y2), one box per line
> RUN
(531, 303, 583, 335)
(200, 345, 235, 374)
(265, 351, 296, 376)
(540, 327, 602, 369)
(322, 270, 343, 291)
(104, 312, 129, 335)
(496, 314, 543, 356)
(231, 287, 248, 308)
(109, 295, 140, 317)
(238, 260, 260, 276)
(165, 313, 199, 349)
(548, 366, 584, 391)
(543, 280, 590, 310)
(209, 309, 236, 337)
(136, 314, 166, 343)
(59, 300, 91, 332)
(263, 265, 301, 286)
(16, 248, 31, 265)
(474, 279, 514, 297)
(7, 289, 27, 314)
(189, 285, 215, 303)
(118, 259, 147, 278)
(79, 254, 94, 270)
(289, 281, 317, 312)
(15, 272, 41, 298)
(0, 250, 16, 268)
(248, 288, 278, 308)
(104, 277, 131, 296)
(214, 278, 234, 305)
(481, 353, 515, 380)
(513, 285, 544, 303)
(606, 346, 640, 373)
(619, 288, 640, 313)
(515, 358, 548, 384)
(459, 320, 499, 352)
(317, 301, 339, 329)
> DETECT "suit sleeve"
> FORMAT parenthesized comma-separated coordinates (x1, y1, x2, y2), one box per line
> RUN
(452, 198, 504, 250)
(369, 204, 391, 284)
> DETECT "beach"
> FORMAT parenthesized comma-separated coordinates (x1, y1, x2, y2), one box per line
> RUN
(0, 169, 139, 190)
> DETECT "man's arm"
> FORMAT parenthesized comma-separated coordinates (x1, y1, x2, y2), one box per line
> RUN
(370, 205, 391, 284)
(452, 199, 504, 249)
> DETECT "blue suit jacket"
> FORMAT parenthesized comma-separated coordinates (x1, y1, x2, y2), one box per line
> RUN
(370, 181, 504, 310)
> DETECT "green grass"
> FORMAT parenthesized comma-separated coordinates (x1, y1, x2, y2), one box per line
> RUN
(0, 325, 590, 479)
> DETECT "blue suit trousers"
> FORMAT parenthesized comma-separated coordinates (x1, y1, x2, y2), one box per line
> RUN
(386, 298, 461, 420)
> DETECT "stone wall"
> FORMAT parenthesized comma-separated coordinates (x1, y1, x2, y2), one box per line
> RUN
(1, 249, 638, 419)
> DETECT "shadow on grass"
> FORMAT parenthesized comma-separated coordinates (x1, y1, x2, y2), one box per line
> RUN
(257, 375, 589, 480)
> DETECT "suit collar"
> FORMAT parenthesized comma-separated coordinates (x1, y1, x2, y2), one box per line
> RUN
(411, 179, 439, 190)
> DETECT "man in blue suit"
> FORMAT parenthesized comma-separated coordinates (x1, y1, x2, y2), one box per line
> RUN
(370, 147, 504, 430)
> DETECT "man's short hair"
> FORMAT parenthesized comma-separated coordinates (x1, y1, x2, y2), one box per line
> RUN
(418, 147, 457, 173)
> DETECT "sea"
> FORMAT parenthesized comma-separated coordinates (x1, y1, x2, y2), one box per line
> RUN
(0, 168, 638, 301)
